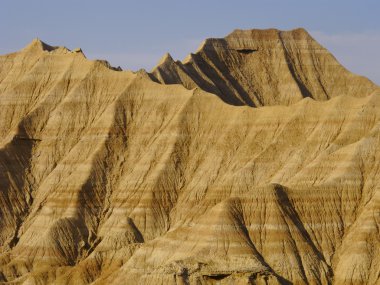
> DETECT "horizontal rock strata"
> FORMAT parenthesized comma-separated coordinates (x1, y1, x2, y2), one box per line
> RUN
(0, 29, 379, 284)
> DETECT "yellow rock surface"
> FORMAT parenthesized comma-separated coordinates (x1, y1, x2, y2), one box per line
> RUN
(0, 29, 379, 285)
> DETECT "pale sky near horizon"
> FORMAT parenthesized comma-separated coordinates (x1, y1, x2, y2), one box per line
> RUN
(1, 0, 379, 84)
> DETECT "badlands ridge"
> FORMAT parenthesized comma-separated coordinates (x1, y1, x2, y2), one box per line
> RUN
(0, 28, 379, 284)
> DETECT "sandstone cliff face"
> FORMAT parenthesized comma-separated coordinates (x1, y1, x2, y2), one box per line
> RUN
(0, 29, 379, 285)
(151, 28, 377, 106)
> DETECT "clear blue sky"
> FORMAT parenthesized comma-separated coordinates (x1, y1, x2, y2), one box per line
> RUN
(1, 0, 379, 84)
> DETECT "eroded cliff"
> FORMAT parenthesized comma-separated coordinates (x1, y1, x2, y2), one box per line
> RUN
(0, 29, 379, 285)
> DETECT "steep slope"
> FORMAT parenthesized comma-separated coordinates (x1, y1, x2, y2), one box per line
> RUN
(151, 28, 377, 106)
(0, 29, 379, 285)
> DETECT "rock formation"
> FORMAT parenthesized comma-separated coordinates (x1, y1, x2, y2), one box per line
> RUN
(0, 29, 378, 285)
(150, 28, 377, 106)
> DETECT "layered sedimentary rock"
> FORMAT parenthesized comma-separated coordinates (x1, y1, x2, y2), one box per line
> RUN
(0, 29, 379, 285)
(151, 28, 376, 106)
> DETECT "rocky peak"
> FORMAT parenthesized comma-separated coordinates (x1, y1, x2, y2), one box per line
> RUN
(23, 38, 56, 52)
(151, 28, 377, 107)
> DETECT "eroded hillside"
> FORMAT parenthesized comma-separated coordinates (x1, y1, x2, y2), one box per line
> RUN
(0, 29, 379, 285)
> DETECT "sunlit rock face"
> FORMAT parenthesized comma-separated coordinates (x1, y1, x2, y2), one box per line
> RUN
(151, 28, 377, 107)
(0, 29, 379, 285)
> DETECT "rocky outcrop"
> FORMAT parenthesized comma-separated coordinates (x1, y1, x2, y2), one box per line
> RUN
(0, 29, 379, 285)
(151, 28, 377, 106)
